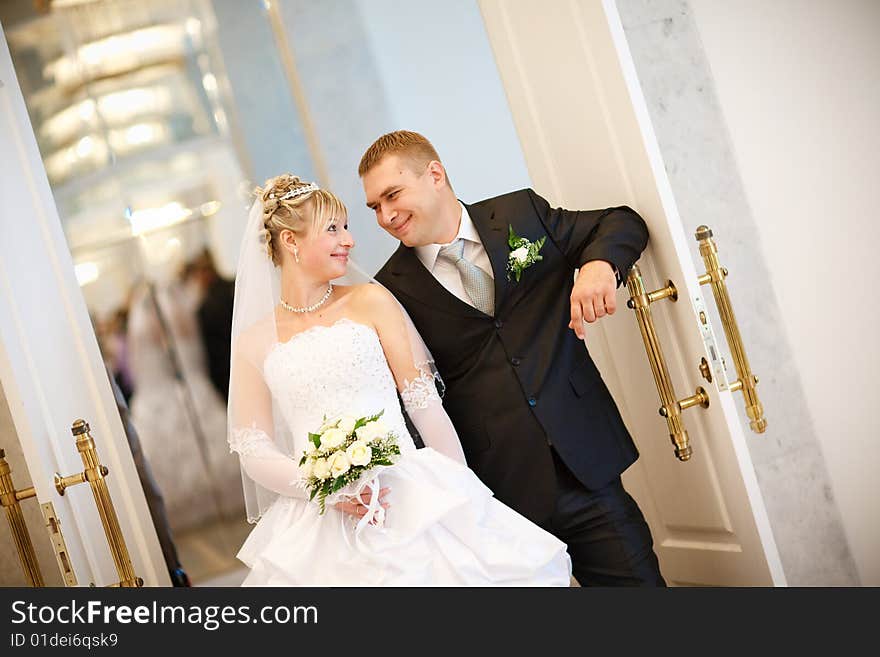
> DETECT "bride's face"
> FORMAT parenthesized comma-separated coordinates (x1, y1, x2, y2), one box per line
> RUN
(297, 215, 354, 280)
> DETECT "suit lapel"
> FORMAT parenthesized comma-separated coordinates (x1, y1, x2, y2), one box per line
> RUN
(464, 200, 511, 316)
(384, 244, 484, 318)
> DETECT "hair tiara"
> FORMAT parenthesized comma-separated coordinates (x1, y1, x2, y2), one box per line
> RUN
(275, 182, 320, 201)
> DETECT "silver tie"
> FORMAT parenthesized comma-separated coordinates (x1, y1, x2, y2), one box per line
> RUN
(437, 239, 495, 316)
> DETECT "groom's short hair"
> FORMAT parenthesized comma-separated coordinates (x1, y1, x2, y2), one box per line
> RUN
(358, 130, 443, 179)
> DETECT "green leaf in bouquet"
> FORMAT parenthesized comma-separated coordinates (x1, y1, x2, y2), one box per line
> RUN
(308, 486, 319, 502)
(309, 433, 322, 450)
(331, 477, 347, 494)
(353, 408, 385, 432)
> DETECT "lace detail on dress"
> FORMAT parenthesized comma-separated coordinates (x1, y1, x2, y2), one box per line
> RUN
(229, 425, 283, 458)
(401, 369, 443, 411)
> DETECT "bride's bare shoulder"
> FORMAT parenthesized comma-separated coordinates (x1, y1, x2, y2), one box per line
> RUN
(345, 283, 397, 312)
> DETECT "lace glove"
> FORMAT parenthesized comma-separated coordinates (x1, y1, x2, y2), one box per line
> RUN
(401, 372, 467, 466)
(228, 426, 309, 500)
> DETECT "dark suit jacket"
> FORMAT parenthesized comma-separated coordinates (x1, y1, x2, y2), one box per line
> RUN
(376, 189, 649, 523)
(197, 277, 235, 401)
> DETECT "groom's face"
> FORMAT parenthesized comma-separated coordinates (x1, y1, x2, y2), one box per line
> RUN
(362, 155, 442, 247)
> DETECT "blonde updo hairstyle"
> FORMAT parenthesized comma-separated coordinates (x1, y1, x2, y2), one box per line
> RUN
(256, 174, 348, 266)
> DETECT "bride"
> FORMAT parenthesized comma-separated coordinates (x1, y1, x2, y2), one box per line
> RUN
(228, 174, 571, 585)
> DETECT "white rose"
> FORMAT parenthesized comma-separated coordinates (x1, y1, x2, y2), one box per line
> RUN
(320, 428, 347, 450)
(356, 419, 388, 443)
(345, 440, 372, 467)
(337, 415, 358, 434)
(328, 451, 351, 477)
(354, 424, 376, 443)
(311, 457, 330, 480)
(299, 458, 314, 478)
(511, 246, 530, 264)
(318, 417, 339, 432)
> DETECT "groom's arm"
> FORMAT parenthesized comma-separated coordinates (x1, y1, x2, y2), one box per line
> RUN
(525, 188, 648, 285)
(525, 189, 649, 339)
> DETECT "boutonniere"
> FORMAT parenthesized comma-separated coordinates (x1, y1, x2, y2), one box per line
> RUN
(507, 225, 546, 282)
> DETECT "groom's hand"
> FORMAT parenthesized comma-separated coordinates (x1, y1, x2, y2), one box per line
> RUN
(569, 260, 617, 340)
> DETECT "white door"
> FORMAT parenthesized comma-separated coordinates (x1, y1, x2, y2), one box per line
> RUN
(480, 0, 785, 586)
(0, 26, 168, 587)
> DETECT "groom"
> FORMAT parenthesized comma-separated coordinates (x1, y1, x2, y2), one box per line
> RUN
(360, 130, 664, 586)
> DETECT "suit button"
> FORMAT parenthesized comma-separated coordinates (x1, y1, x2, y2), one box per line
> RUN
(527, 397, 537, 407)
(511, 357, 521, 366)
(494, 319, 503, 329)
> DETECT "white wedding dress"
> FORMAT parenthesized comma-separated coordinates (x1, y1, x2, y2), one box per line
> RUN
(127, 282, 243, 533)
(230, 318, 571, 586)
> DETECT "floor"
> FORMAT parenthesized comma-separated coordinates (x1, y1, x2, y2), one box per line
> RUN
(197, 565, 248, 587)
(174, 515, 252, 586)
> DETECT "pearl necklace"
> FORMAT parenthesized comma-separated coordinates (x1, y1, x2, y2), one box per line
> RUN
(280, 284, 333, 313)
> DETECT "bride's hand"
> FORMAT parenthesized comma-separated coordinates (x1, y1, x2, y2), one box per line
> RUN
(332, 487, 391, 520)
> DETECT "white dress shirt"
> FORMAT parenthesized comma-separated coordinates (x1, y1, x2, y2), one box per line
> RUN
(415, 202, 495, 308)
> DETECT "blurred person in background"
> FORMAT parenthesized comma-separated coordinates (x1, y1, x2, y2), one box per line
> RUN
(183, 249, 235, 401)
(106, 308, 135, 404)
(127, 277, 243, 534)
(107, 365, 190, 586)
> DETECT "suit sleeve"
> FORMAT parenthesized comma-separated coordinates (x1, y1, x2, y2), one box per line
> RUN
(525, 188, 649, 285)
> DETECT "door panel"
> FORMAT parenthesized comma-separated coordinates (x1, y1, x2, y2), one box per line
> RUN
(0, 26, 168, 587)
(479, 0, 784, 585)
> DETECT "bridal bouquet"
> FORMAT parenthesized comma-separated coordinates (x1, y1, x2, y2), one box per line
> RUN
(298, 410, 400, 514)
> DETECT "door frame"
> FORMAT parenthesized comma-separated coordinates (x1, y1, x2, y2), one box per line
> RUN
(0, 24, 168, 587)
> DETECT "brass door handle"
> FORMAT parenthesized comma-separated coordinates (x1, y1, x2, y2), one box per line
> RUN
(0, 448, 44, 586)
(2, 420, 143, 587)
(626, 265, 709, 461)
(54, 419, 143, 587)
(695, 226, 767, 433)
